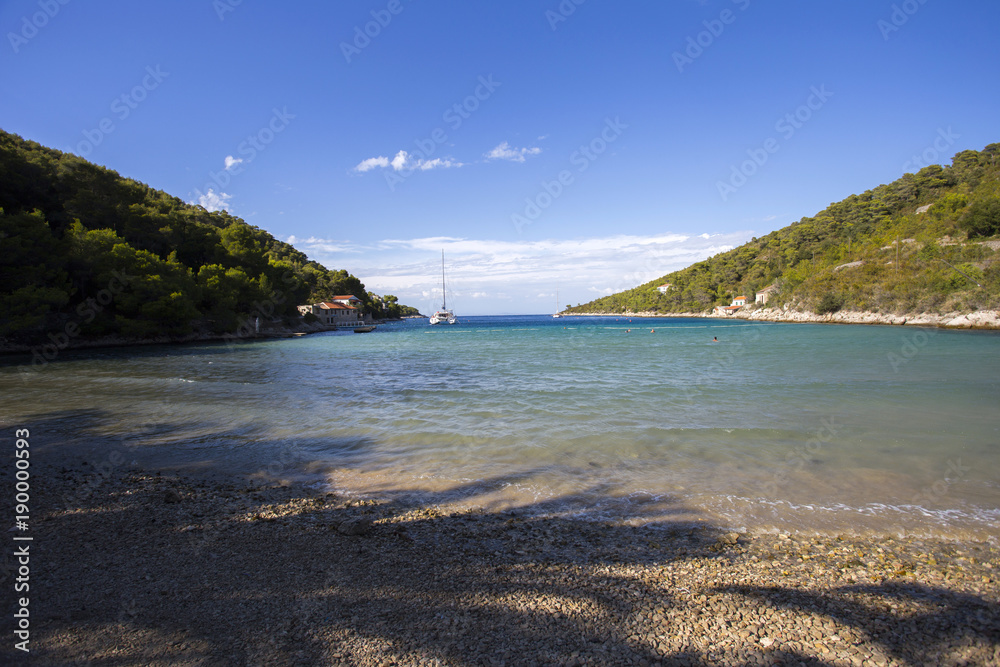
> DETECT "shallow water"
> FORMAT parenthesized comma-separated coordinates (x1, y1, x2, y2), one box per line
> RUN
(3, 315, 998, 538)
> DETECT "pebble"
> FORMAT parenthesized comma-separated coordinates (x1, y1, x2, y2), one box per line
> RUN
(23, 461, 1000, 666)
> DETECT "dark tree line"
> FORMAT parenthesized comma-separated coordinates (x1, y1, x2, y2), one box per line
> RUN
(0, 130, 418, 341)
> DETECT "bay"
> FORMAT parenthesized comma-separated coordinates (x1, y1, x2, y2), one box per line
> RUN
(3, 315, 998, 539)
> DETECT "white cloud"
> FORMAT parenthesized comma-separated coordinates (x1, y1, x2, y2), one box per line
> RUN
(390, 150, 410, 171)
(284, 235, 360, 254)
(485, 141, 542, 162)
(190, 188, 232, 212)
(418, 157, 462, 170)
(354, 156, 390, 172)
(224, 155, 243, 171)
(286, 230, 753, 315)
(354, 150, 464, 173)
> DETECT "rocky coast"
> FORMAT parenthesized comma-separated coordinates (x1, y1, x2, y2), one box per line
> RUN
(570, 309, 1000, 330)
(10, 455, 999, 666)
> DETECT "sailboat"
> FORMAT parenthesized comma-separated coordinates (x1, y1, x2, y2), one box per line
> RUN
(552, 289, 562, 318)
(429, 250, 457, 325)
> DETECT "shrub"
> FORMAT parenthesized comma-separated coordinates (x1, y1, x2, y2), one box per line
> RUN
(960, 196, 1000, 239)
(815, 292, 844, 314)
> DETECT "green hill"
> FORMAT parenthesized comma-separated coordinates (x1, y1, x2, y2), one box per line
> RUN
(0, 130, 419, 346)
(567, 144, 1000, 318)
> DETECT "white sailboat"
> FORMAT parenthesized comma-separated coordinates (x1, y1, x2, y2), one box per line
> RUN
(552, 289, 562, 318)
(429, 250, 457, 325)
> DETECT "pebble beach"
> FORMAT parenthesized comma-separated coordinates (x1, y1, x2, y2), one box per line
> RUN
(12, 455, 1000, 667)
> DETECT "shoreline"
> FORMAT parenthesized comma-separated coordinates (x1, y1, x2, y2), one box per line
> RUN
(15, 455, 1000, 666)
(0, 318, 409, 357)
(5, 310, 997, 358)
(566, 308, 1000, 330)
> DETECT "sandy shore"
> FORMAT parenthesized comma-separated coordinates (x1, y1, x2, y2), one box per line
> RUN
(6, 453, 998, 667)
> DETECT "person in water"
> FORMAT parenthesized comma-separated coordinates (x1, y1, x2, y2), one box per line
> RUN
(712, 336, 718, 342)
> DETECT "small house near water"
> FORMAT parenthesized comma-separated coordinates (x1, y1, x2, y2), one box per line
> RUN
(755, 285, 777, 305)
(714, 295, 748, 316)
(298, 295, 367, 326)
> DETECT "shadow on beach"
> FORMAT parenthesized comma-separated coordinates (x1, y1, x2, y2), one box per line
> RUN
(712, 582, 1000, 667)
(4, 410, 999, 666)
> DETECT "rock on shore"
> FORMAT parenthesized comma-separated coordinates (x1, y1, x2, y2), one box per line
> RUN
(742, 307, 1000, 328)
(571, 308, 1000, 329)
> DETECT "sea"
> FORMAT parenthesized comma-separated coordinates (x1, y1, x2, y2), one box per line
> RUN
(3, 315, 998, 539)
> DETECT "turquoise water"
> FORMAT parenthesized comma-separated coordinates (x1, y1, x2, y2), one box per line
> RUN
(2, 315, 998, 538)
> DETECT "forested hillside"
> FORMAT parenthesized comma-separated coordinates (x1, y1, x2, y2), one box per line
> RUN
(568, 144, 1000, 317)
(0, 130, 418, 344)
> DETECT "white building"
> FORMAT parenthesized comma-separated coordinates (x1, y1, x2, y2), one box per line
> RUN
(714, 295, 747, 316)
(755, 285, 778, 305)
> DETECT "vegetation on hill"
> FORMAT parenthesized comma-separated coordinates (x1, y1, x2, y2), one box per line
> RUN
(567, 144, 1000, 316)
(0, 130, 419, 343)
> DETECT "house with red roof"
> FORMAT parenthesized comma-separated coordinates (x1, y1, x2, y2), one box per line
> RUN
(714, 295, 747, 316)
(298, 296, 365, 326)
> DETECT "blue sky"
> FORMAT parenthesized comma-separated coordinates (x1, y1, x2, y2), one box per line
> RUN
(2, 0, 998, 315)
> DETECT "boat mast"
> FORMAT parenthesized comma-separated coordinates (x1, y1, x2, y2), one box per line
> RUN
(441, 249, 447, 310)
